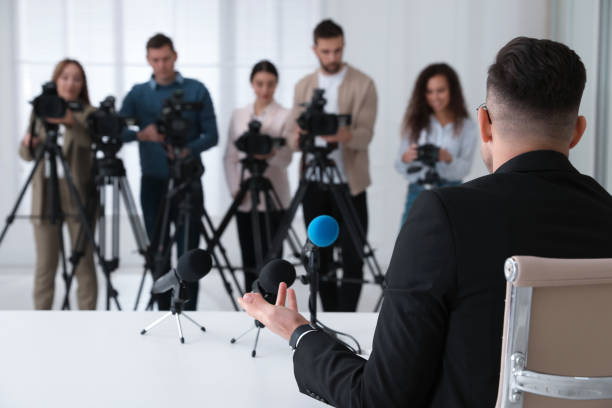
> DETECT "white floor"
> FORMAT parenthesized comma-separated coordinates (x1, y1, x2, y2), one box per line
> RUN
(0, 263, 385, 313)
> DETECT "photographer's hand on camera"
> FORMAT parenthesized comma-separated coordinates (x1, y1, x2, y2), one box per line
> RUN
(322, 126, 352, 144)
(137, 123, 164, 143)
(44, 109, 74, 127)
(402, 144, 419, 163)
(438, 148, 452, 164)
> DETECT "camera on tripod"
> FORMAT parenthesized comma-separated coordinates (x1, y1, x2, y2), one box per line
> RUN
(31, 82, 83, 119)
(235, 120, 286, 156)
(88, 96, 126, 156)
(407, 143, 441, 186)
(156, 90, 203, 148)
(297, 89, 351, 150)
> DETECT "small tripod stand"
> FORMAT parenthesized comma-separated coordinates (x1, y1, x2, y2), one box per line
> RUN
(266, 140, 386, 311)
(0, 118, 120, 309)
(140, 281, 207, 344)
(62, 136, 152, 310)
(134, 148, 242, 311)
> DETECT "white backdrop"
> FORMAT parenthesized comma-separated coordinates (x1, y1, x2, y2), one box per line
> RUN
(0, 0, 606, 269)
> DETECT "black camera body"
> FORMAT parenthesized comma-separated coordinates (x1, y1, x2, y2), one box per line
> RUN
(156, 90, 203, 148)
(297, 89, 351, 150)
(235, 120, 286, 156)
(31, 82, 82, 119)
(407, 143, 442, 187)
(88, 96, 125, 139)
(87, 96, 126, 158)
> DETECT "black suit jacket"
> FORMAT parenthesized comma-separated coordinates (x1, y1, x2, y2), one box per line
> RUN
(293, 150, 612, 407)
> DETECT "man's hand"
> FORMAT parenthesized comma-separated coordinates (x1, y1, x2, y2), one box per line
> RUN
(322, 126, 352, 144)
(138, 124, 164, 142)
(402, 143, 418, 163)
(45, 109, 74, 127)
(253, 150, 276, 161)
(238, 282, 310, 341)
(438, 148, 453, 163)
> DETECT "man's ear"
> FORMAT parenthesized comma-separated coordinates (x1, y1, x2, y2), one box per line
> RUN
(477, 106, 492, 144)
(569, 115, 586, 149)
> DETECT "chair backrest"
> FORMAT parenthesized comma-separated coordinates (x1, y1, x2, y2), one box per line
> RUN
(496, 256, 612, 408)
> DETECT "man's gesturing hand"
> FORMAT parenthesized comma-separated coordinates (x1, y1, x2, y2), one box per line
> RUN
(237, 282, 310, 341)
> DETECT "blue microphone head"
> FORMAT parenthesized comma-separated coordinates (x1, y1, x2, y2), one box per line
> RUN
(307, 215, 339, 248)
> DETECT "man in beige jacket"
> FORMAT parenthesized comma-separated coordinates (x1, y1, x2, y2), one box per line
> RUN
(285, 19, 377, 312)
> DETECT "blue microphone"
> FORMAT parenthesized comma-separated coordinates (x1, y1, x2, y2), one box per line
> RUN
(302, 215, 339, 325)
(307, 215, 339, 248)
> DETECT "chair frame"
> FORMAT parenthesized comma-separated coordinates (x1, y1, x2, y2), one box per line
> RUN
(498, 257, 612, 407)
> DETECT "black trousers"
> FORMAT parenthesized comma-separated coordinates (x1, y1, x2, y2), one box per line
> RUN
(236, 210, 285, 292)
(302, 184, 368, 312)
(141, 176, 202, 311)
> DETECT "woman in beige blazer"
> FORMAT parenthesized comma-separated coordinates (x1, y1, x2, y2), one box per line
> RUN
(19, 59, 97, 310)
(223, 60, 292, 291)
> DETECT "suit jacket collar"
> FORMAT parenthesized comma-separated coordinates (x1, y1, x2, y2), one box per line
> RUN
(495, 150, 578, 175)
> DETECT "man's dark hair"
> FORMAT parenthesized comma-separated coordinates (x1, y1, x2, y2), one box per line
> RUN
(313, 19, 344, 44)
(487, 37, 586, 133)
(146, 33, 175, 52)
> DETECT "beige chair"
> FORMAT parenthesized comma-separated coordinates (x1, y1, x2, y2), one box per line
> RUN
(495, 256, 612, 408)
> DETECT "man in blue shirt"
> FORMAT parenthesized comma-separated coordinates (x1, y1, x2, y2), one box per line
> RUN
(120, 33, 218, 310)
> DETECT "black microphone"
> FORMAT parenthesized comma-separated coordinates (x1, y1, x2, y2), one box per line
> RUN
(252, 259, 296, 304)
(152, 248, 212, 294)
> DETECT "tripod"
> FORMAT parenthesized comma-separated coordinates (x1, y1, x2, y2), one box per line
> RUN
(134, 149, 242, 311)
(140, 281, 207, 344)
(62, 138, 152, 310)
(215, 155, 303, 357)
(0, 119, 120, 309)
(266, 142, 386, 312)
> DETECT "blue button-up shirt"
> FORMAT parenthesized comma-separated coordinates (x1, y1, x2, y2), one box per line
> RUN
(120, 72, 218, 179)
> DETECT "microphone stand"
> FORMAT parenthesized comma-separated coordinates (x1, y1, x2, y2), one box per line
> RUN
(302, 246, 362, 354)
(230, 319, 265, 358)
(140, 280, 207, 344)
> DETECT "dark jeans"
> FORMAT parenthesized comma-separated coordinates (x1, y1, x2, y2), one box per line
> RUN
(236, 210, 285, 292)
(302, 184, 368, 312)
(141, 176, 202, 311)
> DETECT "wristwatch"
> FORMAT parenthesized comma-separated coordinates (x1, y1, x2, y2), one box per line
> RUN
(289, 323, 318, 350)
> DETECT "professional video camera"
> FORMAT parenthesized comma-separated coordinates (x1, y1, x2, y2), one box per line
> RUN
(407, 143, 441, 187)
(88, 96, 126, 156)
(297, 89, 351, 150)
(234, 120, 286, 156)
(156, 90, 203, 147)
(31, 82, 82, 119)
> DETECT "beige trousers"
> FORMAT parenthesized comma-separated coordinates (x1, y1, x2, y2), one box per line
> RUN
(32, 181, 97, 310)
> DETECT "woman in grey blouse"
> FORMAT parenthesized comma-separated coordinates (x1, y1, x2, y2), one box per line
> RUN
(396, 63, 477, 225)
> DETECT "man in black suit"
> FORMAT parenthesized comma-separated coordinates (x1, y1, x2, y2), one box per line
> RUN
(238, 37, 612, 407)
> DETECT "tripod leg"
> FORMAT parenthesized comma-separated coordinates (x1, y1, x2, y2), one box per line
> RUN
(140, 311, 173, 334)
(181, 312, 206, 332)
(230, 325, 256, 344)
(57, 149, 121, 310)
(198, 219, 240, 310)
(175, 313, 185, 344)
(251, 327, 262, 358)
(0, 146, 46, 243)
(264, 178, 312, 263)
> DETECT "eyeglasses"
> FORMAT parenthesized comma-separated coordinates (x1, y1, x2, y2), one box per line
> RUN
(477, 103, 492, 124)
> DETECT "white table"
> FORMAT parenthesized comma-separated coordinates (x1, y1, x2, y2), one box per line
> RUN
(0, 311, 378, 407)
